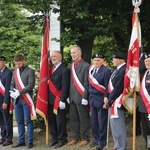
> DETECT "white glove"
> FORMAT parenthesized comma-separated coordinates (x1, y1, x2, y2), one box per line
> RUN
(59, 101, 66, 109)
(66, 98, 70, 104)
(9, 90, 16, 99)
(81, 99, 88, 106)
(10, 89, 20, 99)
(13, 89, 20, 99)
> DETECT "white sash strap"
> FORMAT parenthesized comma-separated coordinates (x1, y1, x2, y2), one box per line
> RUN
(14, 69, 36, 120)
(110, 94, 122, 118)
(0, 80, 5, 96)
(89, 66, 106, 93)
(71, 63, 84, 95)
(108, 78, 113, 93)
(108, 78, 123, 118)
(140, 71, 150, 120)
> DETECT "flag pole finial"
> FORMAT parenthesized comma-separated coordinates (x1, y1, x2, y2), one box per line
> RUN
(132, 0, 142, 7)
(132, 0, 142, 12)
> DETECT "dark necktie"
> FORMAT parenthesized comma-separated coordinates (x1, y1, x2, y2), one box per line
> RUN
(93, 68, 98, 76)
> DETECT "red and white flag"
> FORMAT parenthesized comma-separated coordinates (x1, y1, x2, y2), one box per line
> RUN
(36, 18, 50, 123)
(122, 7, 141, 114)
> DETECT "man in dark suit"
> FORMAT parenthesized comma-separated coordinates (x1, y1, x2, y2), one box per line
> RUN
(136, 52, 147, 136)
(68, 46, 90, 147)
(103, 52, 127, 150)
(0, 56, 13, 146)
(48, 50, 69, 148)
(139, 53, 150, 149)
(10, 54, 36, 149)
(88, 54, 111, 150)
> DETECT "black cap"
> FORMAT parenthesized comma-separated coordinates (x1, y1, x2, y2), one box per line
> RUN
(0, 56, 6, 61)
(113, 52, 126, 60)
(144, 53, 150, 60)
(92, 53, 104, 59)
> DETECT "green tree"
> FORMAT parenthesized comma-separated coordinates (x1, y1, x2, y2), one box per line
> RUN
(3, 0, 150, 64)
(0, 3, 41, 68)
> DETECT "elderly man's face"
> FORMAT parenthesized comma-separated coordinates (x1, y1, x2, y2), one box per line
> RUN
(92, 58, 104, 68)
(70, 47, 82, 62)
(51, 51, 62, 65)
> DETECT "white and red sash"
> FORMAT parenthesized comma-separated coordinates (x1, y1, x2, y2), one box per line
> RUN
(0, 81, 5, 96)
(88, 66, 106, 93)
(48, 78, 62, 115)
(108, 78, 123, 118)
(71, 63, 84, 96)
(14, 69, 36, 120)
(0, 80, 13, 114)
(140, 71, 150, 121)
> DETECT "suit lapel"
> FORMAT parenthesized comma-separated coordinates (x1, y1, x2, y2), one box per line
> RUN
(115, 64, 125, 77)
(93, 65, 103, 79)
(20, 66, 28, 79)
(96, 65, 103, 75)
(52, 64, 62, 76)
(1, 67, 7, 80)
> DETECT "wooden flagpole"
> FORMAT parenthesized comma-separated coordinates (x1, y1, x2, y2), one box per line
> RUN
(132, 1, 142, 149)
(45, 119, 49, 144)
(133, 91, 137, 150)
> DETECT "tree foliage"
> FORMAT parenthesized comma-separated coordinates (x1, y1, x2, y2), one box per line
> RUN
(0, 2, 41, 68)
(55, 0, 150, 62)
(1, 0, 150, 64)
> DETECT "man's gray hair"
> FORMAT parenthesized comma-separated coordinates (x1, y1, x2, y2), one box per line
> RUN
(70, 45, 82, 53)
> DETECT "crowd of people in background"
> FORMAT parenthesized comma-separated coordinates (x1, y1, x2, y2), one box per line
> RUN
(0, 45, 150, 150)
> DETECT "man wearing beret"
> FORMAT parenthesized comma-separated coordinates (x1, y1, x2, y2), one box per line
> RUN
(136, 50, 147, 136)
(0, 56, 13, 146)
(88, 53, 111, 150)
(139, 53, 150, 150)
(103, 52, 127, 150)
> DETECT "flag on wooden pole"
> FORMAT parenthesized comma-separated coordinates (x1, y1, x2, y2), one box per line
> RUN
(122, 6, 141, 114)
(36, 17, 49, 123)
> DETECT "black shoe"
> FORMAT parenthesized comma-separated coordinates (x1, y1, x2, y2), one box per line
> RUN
(2, 141, 13, 146)
(0, 140, 5, 145)
(11, 142, 26, 148)
(27, 143, 33, 149)
(96, 144, 106, 150)
(54, 141, 67, 148)
(89, 142, 98, 148)
(49, 140, 58, 146)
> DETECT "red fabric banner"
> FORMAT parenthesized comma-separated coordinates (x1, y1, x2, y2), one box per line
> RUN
(36, 18, 50, 122)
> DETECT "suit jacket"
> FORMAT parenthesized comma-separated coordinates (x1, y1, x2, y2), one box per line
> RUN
(139, 54, 146, 81)
(139, 71, 150, 113)
(48, 63, 70, 105)
(69, 60, 90, 104)
(0, 67, 12, 106)
(10, 65, 35, 104)
(89, 65, 111, 108)
(106, 64, 126, 106)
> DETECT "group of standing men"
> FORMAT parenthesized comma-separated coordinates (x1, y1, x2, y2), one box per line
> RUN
(0, 54, 35, 149)
(48, 46, 127, 150)
(1, 45, 150, 150)
(47, 46, 150, 150)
